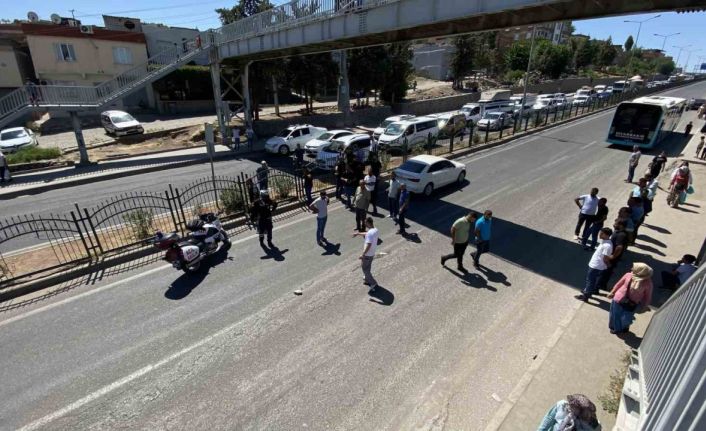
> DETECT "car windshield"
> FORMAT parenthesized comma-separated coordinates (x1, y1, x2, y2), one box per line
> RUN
(398, 160, 427, 174)
(384, 123, 405, 135)
(536, 100, 549, 105)
(317, 132, 334, 141)
(110, 113, 136, 123)
(483, 113, 502, 119)
(277, 129, 293, 138)
(380, 120, 395, 128)
(0, 130, 27, 140)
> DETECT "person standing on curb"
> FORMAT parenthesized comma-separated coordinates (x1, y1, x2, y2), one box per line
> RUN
(387, 171, 401, 221)
(364, 166, 378, 215)
(309, 191, 329, 246)
(471, 210, 493, 269)
(576, 227, 613, 302)
(685, 121, 693, 136)
(626, 145, 641, 183)
(352, 216, 379, 294)
(607, 263, 653, 335)
(573, 188, 600, 240)
(303, 168, 314, 205)
(246, 126, 255, 151)
(441, 212, 478, 273)
(353, 179, 370, 232)
(581, 198, 608, 250)
(251, 190, 277, 247)
(397, 183, 410, 235)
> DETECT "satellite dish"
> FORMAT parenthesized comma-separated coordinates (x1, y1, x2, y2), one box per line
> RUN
(27, 11, 39, 22)
(50, 13, 62, 24)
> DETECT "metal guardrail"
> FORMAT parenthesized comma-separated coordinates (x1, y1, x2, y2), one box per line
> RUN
(616, 263, 706, 430)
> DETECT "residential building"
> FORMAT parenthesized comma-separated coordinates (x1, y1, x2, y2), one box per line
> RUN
(0, 24, 35, 92)
(641, 48, 665, 60)
(20, 22, 154, 109)
(496, 21, 573, 49)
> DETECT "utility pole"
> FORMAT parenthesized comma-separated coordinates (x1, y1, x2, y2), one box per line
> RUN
(673, 44, 691, 72)
(652, 32, 679, 81)
(518, 26, 536, 123)
(69, 9, 76, 19)
(683, 49, 701, 74)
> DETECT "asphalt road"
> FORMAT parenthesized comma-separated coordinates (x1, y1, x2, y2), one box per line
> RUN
(0, 82, 703, 431)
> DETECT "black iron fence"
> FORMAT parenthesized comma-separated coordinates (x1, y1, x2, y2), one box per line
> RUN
(0, 169, 303, 289)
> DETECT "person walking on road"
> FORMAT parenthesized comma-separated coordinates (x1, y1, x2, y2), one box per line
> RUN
(256, 161, 269, 191)
(471, 210, 493, 269)
(309, 191, 329, 246)
(626, 145, 641, 183)
(364, 166, 378, 215)
(607, 263, 653, 334)
(441, 212, 478, 272)
(352, 217, 379, 293)
(581, 198, 608, 250)
(353, 180, 370, 232)
(576, 227, 613, 302)
(334, 158, 346, 200)
(303, 168, 314, 205)
(537, 394, 601, 431)
(649, 151, 667, 179)
(251, 190, 277, 247)
(397, 183, 410, 234)
(387, 171, 401, 221)
(685, 121, 693, 136)
(573, 188, 600, 240)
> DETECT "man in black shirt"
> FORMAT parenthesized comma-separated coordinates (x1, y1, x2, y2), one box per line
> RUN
(597, 219, 628, 291)
(251, 191, 277, 247)
(582, 198, 609, 250)
(649, 151, 667, 178)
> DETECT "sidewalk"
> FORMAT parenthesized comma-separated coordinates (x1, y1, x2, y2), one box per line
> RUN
(0, 142, 261, 199)
(489, 131, 706, 430)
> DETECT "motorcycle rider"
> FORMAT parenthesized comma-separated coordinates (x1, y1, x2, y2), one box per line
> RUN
(252, 190, 277, 246)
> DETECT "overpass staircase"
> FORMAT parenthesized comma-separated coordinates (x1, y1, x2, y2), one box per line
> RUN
(0, 40, 211, 129)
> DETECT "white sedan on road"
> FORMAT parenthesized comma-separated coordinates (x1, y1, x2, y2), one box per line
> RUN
(394, 155, 466, 196)
(304, 129, 354, 157)
(0, 127, 38, 153)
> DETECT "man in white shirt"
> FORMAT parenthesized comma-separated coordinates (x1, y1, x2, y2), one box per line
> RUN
(573, 187, 600, 240)
(626, 145, 641, 183)
(576, 227, 613, 302)
(364, 167, 377, 214)
(309, 191, 329, 246)
(387, 171, 401, 220)
(352, 217, 379, 293)
(661, 254, 698, 290)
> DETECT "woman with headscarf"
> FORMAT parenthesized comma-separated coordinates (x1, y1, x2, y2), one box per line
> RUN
(607, 263, 653, 334)
(537, 393, 601, 431)
(667, 161, 693, 208)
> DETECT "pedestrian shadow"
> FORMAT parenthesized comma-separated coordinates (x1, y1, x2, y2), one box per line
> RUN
(631, 242, 666, 256)
(682, 202, 701, 208)
(400, 232, 422, 243)
(445, 267, 498, 291)
(584, 295, 612, 312)
(368, 285, 394, 306)
(260, 244, 289, 261)
(641, 223, 671, 235)
(321, 242, 341, 256)
(617, 331, 643, 349)
(478, 266, 512, 286)
(636, 234, 667, 248)
(674, 206, 699, 214)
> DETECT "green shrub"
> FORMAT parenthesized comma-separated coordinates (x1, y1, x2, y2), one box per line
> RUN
(6, 146, 61, 165)
(271, 176, 295, 199)
(123, 209, 154, 240)
(220, 186, 245, 214)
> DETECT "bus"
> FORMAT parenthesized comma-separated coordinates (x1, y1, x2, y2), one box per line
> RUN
(606, 96, 686, 149)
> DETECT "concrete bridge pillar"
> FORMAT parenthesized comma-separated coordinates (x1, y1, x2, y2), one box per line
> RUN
(335, 50, 351, 126)
(70, 111, 90, 166)
(209, 62, 228, 145)
(242, 61, 253, 128)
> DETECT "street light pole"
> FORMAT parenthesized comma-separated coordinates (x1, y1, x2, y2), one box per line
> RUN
(652, 32, 679, 81)
(518, 26, 536, 123)
(673, 44, 691, 71)
(684, 49, 701, 74)
(623, 15, 660, 90)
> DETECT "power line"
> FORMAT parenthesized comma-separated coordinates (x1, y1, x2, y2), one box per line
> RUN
(76, 1, 226, 18)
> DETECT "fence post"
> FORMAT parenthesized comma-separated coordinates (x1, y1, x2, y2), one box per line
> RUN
(403, 137, 408, 162)
(524, 115, 529, 132)
(449, 133, 454, 153)
(469, 123, 475, 146)
(553, 106, 558, 123)
(499, 123, 504, 140)
(70, 210, 93, 260)
(165, 189, 180, 233)
(172, 187, 187, 234)
(81, 207, 104, 255)
(543, 110, 549, 126)
(484, 126, 489, 143)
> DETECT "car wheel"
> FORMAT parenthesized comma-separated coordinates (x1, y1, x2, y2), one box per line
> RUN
(278, 145, 290, 155)
(457, 171, 466, 184)
(423, 183, 434, 197)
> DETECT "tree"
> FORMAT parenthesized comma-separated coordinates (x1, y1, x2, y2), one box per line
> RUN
(653, 57, 676, 76)
(348, 47, 387, 99)
(285, 54, 338, 115)
(504, 42, 531, 72)
(216, 0, 274, 24)
(534, 41, 572, 79)
(596, 37, 617, 68)
(624, 35, 634, 52)
(574, 39, 597, 69)
(450, 36, 475, 89)
(378, 43, 414, 104)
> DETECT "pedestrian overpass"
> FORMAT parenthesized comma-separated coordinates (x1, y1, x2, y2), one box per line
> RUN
(1, 0, 705, 163)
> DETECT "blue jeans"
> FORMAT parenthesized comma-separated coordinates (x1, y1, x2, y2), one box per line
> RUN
(583, 267, 604, 297)
(627, 164, 637, 182)
(388, 196, 399, 219)
(344, 186, 353, 208)
(316, 216, 327, 243)
(581, 221, 603, 248)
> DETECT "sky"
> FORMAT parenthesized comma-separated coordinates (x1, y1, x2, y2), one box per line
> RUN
(3, 2, 706, 71)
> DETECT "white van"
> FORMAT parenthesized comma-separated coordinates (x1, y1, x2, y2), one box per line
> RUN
(377, 117, 439, 150)
(373, 115, 415, 141)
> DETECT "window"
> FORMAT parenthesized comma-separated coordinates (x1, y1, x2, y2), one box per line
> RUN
(428, 162, 444, 173)
(112, 47, 133, 65)
(54, 43, 76, 62)
(301, 128, 310, 135)
(291, 130, 302, 138)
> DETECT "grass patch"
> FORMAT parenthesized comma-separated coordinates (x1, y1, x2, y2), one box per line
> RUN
(598, 351, 632, 414)
(123, 209, 154, 241)
(6, 146, 61, 164)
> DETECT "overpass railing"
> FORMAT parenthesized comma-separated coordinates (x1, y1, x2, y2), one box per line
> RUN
(615, 263, 706, 430)
(217, 0, 399, 45)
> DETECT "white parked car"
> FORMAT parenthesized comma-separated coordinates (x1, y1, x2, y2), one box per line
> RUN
(533, 97, 558, 112)
(372, 115, 415, 141)
(476, 111, 512, 131)
(0, 127, 38, 153)
(304, 129, 354, 157)
(315, 133, 372, 171)
(572, 95, 591, 106)
(100, 110, 144, 136)
(265, 124, 327, 155)
(394, 155, 466, 196)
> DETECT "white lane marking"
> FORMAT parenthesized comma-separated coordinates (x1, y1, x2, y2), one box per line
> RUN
(0, 206, 343, 328)
(579, 141, 597, 150)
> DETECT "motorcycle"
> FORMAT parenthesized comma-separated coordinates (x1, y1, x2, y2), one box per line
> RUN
(151, 212, 230, 273)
